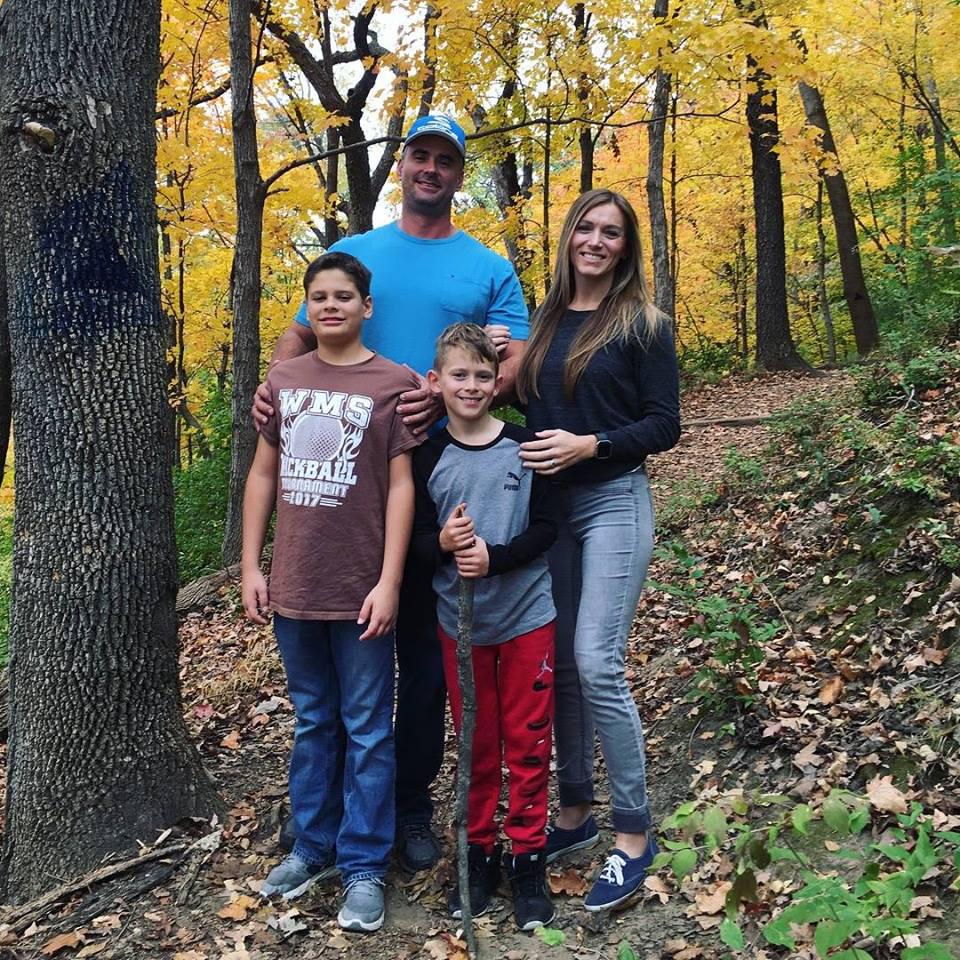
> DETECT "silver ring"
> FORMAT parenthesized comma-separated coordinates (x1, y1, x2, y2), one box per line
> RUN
(548, 458, 556, 468)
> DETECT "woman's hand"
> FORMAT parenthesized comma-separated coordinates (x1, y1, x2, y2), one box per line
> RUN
(519, 429, 597, 475)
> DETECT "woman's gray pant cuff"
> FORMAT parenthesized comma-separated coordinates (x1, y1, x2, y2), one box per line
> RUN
(612, 808, 653, 834)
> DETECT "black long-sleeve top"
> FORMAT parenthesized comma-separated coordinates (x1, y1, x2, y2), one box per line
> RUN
(524, 308, 681, 484)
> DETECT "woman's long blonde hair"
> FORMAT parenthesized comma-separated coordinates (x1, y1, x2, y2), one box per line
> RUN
(517, 189, 666, 402)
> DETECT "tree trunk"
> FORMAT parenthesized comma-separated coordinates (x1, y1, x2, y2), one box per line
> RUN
(646, 0, 673, 320)
(742, 26, 808, 371)
(0, 0, 216, 902)
(798, 80, 878, 356)
(0, 230, 10, 486)
(222, 0, 267, 566)
(816, 180, 837, 363)
(924, 76, 957, 245)
(573, 4, 594, 194)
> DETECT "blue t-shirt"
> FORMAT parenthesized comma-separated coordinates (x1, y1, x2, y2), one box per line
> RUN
(294, 222, 528, 375)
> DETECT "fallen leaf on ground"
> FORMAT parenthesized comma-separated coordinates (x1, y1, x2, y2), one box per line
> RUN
(695, 881, 732, 915)
(220, 731, 241, 750)
(547, 866, 587, 896)
(42, 931, 85, 956)
(819, 676, 844, 704)
(644, 875, 671, 903)
(217, 895, 258, 921)
(867, 775, 908, 814)
(77, 946, 107, 959)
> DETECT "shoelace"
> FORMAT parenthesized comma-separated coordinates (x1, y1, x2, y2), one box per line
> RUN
(404, 822, 433, 840)
(597, 853, 627, 886)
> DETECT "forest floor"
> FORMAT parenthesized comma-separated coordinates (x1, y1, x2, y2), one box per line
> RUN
(2, 359, 959, 960)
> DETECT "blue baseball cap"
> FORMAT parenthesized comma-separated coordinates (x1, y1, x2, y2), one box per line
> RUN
(403, 114, 466, 157)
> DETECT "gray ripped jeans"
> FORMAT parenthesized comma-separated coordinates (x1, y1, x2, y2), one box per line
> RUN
(549, 468, 654, 834)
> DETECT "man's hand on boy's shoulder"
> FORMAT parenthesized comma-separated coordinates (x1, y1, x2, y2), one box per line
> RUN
(397, 368, 445, 435)
(454, 536, 489, 579)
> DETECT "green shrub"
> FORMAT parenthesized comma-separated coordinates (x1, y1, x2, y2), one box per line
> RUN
(174, 386, 232, 584)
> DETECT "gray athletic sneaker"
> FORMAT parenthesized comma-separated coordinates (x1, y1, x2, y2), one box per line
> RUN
(337, 878, 385, 932)
(260, 853, 337, 900)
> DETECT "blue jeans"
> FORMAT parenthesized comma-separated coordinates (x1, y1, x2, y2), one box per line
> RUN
(274, 614, 395, 883)
(549, 469, 655, 834)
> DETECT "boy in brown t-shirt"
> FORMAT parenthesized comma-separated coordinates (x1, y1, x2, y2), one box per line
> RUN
(242, 252, 418, 932)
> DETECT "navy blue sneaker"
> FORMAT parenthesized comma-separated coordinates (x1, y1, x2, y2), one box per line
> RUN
(584, 837, 659, 911)
(544, 815, 600, 864)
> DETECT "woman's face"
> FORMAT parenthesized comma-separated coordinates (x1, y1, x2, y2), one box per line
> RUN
(568, 202, 628, 285)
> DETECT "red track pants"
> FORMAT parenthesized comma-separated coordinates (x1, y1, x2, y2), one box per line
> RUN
(440, 620, 556, 855)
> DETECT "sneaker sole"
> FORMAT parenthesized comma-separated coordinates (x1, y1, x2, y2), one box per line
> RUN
(517, 907, 557, 932)
(451, 901, 492, 920)
(583, 879, 644, 912)
(337, 909, 385, 932)
(545, 831, 600, 865)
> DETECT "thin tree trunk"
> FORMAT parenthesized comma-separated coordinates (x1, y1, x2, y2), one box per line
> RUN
(646, 0, 673, 320)
(740, 7, 808, 370)
(797, 80, 877, 355)
(222, 0, 267, 565)
(816, 180, 837, 363)
(574, 4, 593, 193)
(924, 76, 956, 244)
(0, 0, 216, 902)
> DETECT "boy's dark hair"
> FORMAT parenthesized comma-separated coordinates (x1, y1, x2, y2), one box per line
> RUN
(434, 322, 500, 374)
(303, 252, 372, 298)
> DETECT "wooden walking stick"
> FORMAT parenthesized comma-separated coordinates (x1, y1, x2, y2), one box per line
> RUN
(454, 574, 479, 959)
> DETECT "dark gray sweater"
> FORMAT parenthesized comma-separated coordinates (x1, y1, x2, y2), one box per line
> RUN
(524, 308, 681, 484)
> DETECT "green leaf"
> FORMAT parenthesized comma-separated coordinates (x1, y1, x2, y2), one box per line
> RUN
(814, 919, 857, 957)
(535, 927, 566, 947)
(719, 917, 745, 951)
(823, 792, 851, 834)
(901, 945, 955, 960)
(748, 838, 771, 869)
(672, 847, 698, 879)
(616, 943, 639, 960)
(792, 803, 812, 835)
(727, 869, 758, 911)
(704, 805, 729, 842)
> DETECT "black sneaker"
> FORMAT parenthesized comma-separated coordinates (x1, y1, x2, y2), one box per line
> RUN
(397, 821, 441, 872)
(506, 849, 556, 931)
(449, 843, 502, 919)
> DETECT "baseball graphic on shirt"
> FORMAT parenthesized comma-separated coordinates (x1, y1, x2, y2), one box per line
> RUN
(288, 411, 344, 462)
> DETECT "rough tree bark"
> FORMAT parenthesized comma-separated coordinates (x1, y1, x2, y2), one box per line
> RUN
(0, 231, 10, 486)
(646, 0, 674, 321)
(221, 0, 268, 565)
(0, 0, 216, 902)
(797, 80, 878, 356)
(740, 8, 809, 371)
(573, 4, 594, 193)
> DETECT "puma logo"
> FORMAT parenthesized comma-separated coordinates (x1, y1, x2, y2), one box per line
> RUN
(503, 469, 523, 491)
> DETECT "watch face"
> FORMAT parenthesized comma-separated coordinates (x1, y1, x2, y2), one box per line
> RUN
(596, 439, 612, 460)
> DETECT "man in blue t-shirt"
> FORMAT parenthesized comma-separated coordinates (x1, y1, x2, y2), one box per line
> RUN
(253, 114, 529, 873)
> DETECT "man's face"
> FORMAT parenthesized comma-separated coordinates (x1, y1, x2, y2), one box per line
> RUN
(397, 135, 464, 216)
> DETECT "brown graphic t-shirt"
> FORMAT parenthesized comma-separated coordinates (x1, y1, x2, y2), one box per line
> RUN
(261, 352, 420, 619)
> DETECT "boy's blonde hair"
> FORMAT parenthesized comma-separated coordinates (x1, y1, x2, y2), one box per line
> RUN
(433, 322, 500, 374)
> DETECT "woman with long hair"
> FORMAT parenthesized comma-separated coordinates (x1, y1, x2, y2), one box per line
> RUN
(517, 189, 680, 911)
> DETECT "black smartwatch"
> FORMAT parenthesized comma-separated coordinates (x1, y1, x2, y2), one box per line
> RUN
(595, 433, 613, 460)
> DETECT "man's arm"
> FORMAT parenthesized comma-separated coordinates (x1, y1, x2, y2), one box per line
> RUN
(252, 322, 315, 427)
(494, 337, 526, 407)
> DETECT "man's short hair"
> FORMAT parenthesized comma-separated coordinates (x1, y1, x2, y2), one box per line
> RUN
(434, 322, 499, 374)
(303, 252, 372, 299)
(403, 114, 466, 158)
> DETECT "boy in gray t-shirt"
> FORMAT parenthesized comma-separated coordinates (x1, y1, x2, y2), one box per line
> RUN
(412, 324, 564, 932)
